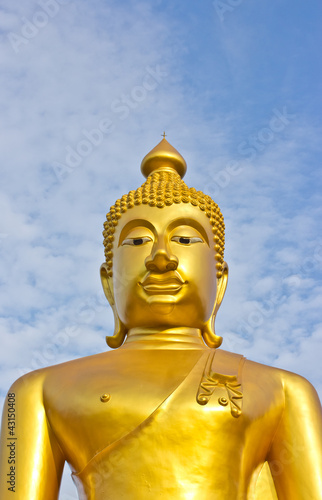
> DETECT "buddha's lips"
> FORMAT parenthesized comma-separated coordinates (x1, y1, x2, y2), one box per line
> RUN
(140, 273, 186, 294)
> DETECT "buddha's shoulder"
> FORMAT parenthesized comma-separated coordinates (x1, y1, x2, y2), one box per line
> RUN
(215, 348, 315, 398)
(238, 352, 316, 396)
(9, 350, 117, 394)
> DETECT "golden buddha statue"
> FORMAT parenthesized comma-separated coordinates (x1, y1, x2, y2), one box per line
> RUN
(1, 137, 322, 500)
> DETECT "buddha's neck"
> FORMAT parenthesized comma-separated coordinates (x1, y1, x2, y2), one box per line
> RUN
(121, 327, 209, 350)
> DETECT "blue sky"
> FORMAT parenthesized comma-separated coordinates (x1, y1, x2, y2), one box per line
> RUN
(0, 0, 321, 497)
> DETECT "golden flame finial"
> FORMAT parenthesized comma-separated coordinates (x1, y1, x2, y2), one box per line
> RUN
(140, 136, 187, 179)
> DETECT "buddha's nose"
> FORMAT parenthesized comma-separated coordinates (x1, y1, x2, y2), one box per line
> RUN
(145, 245, 178, 272)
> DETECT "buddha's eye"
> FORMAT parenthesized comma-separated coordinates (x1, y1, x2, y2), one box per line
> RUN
(122, 237, 152, 246)
(171, 236, 203, 245)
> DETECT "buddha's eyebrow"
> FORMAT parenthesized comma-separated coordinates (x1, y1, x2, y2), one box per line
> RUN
(168, 218, 210, 246)
(118, 219, 155, 247)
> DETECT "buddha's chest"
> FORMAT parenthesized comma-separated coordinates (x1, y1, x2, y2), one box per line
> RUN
(68, 373, 277, 500)
(46, 350, 280, 474)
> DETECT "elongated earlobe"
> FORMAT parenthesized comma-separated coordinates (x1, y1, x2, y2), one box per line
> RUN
(100, 263, 128, 349)
(106, 321, 127, 349)
(202, 322, 223, 348)
(202, 262, 228, 349)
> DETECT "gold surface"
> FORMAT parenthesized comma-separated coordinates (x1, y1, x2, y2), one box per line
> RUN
(140, 136, 187, 178)
(1, 138, 322, 499)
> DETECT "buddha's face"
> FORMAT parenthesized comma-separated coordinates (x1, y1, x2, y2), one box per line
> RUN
(109, 203, 219, 330)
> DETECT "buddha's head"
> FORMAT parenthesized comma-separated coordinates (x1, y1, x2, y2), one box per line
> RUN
(100, 137, 228, 349)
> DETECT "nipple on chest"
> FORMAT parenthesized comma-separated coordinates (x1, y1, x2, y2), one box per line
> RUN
(100, 393, 111, 403)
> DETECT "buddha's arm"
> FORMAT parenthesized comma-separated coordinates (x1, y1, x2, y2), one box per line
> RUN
(267, 373, 322, 499)
(0, 372, 65, 500)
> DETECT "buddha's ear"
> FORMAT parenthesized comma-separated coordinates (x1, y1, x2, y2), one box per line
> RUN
(100, 263, 127, 349)
(215, 261, 229, 314)
(202, 262, 228, 349)
(100, 263, 115, 306)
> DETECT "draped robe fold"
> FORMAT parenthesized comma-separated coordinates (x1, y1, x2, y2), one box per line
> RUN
(71, 349, 277, 500)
